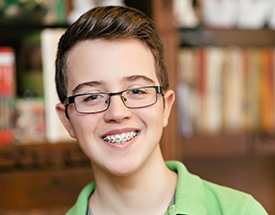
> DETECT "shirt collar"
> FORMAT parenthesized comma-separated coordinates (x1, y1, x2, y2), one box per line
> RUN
(166, 161, 207, 215)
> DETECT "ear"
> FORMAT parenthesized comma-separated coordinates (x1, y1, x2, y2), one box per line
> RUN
(55, 103, 76, 138)
(162, 89, 175, 127)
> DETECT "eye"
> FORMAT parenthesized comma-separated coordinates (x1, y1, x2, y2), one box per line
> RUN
(84, 94, 102, 101)
(128, 88, 147, 95)
(78, 93, 106, 105)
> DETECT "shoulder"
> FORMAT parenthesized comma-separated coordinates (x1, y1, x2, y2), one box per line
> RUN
(166, 161, 268, 214)
(66, 182, 96, 215)
(202, 180, 268, 214)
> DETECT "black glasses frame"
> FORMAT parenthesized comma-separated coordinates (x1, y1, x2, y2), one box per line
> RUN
(63, 86, 163, 118)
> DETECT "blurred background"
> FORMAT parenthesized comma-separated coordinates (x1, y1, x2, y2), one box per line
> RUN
(0, 0, 274, 214)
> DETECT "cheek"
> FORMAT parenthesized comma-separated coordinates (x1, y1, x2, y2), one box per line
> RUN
(70, 115, 98, 138)
(139, 105, 165, 130)
(70, 115, 100, 157)
(144, 107, 165, 145)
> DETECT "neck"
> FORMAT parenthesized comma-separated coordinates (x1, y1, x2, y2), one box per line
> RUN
(90, 146, 177, 215)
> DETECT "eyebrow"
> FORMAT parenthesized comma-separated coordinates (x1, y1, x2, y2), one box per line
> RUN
(72, 75, 156, 95)
(72, 81, 102, 95)
(122, 75, 156, 84)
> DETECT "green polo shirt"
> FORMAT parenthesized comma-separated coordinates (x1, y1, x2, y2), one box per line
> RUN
(66, 161, 268, 214)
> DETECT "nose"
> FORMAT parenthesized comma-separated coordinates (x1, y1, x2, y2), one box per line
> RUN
(103, 95, 132, 122)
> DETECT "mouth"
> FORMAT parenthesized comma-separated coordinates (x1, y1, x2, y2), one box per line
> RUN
(102, 130, 139, 145)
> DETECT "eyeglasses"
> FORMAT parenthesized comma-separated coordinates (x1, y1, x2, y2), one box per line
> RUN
(63, 86, 163, 116)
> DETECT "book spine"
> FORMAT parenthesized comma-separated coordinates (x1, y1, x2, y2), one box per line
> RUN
(225, 48, 244, 131)
(205, 47, 224, 133)
(248, 49, 261, 131)
(197, 48, 207, 133)
(177, 48, 198, 136)
(259, 49, 275, 131)
(0, 47, 15, 144)
(41, 28, 72, 143)
(242, 48, 250, 131)
(273, 49, 275, 129)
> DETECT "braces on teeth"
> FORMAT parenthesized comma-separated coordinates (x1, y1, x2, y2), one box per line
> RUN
(103, 131, 138, 144)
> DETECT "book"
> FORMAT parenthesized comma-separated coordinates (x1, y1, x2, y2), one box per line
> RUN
(197, 48, 207, 133)
(241, 48, 251, 131)
(14, 98, 46, 143)
(0, 47, 15, 145)
(41, 28, 73, 143)
(204, 47, 224, 133)
(247, 49, 261, 131)
(177, 49, 198, 136)
(273, 49, 275, 129)
(223, 47, 244, 131)
(259, 49, 275, 131)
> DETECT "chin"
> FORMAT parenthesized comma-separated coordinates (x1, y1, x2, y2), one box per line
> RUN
(97, 158, 143, 178)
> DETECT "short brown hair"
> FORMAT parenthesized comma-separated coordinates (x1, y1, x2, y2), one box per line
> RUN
(55, 6, 169, 103)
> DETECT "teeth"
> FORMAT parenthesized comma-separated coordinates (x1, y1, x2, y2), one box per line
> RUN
(103, 131, 138, 144)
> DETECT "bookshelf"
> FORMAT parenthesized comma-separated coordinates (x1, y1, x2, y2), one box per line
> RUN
(177, 27, 275, 159)
(177, 27, 275, 214)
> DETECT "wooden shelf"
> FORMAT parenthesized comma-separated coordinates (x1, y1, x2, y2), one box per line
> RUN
(2, 132, 274, 170)
(179, 27, 275, 47)
(178, 132, 275, 160)
(0, 22, 68, 46)
(0, 142, 93, 211)
(254, 131, 275, 156)
(0, 166, 93, 211)
(179, 133, 250, 159)
(0, 142, 90, 172)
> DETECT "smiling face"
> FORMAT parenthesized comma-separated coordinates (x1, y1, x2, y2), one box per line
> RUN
(56, 38, 174, 177)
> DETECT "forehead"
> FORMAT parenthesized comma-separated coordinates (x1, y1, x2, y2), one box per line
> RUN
(66, 39, 158, 94)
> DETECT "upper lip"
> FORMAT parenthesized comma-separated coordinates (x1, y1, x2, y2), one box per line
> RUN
(101, 128, 139, 138)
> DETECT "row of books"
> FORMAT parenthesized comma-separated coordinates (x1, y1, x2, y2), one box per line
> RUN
(0, 29, 73, 145)
(178, 47, 275, 137)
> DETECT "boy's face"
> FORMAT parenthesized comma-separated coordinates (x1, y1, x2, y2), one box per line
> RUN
(56, 38, 175, 176)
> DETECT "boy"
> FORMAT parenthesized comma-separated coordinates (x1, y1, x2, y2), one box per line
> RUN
(55, 6, 268, 215)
